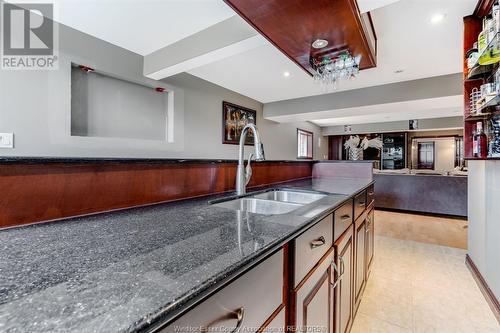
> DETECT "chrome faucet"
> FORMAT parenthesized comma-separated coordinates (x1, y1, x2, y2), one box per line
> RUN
(236, 123, 265, 195)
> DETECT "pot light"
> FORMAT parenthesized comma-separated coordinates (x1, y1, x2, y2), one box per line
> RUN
(312, 39, 328, 49)
(283, 71, 291, 77)
(394, 69, 404, 74)
(430, 13, 446, 24)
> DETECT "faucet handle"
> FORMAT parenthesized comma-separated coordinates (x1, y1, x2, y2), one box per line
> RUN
(245, 153, 254, 186)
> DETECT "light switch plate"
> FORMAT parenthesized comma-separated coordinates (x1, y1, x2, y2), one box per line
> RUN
(0, 133, 14, 148)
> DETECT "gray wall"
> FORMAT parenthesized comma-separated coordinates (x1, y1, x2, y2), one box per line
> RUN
(322, 116, 464, 136)
(264, 74, 463, 120)
(0, 19, 327, 160)
(468, 160, 500, 300)
(163, 73, 327, 160)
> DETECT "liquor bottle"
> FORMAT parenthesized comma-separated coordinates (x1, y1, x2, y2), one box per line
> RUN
(473, 121, 488, 158)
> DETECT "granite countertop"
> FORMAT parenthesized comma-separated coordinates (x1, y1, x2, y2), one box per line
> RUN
(0, 177, 373, 333)
(0, 156, 316, 165)
(373, 170, 468, 177)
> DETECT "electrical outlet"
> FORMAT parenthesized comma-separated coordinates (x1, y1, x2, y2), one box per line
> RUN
(0, 133, 14, 148)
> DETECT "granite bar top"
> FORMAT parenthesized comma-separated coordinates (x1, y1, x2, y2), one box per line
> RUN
(0, 177, 372, 333)
(373, 170, 468, 177)
(0, 156, 316, 165)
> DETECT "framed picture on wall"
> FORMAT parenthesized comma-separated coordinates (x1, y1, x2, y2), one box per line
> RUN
(222, 101, 257, 145)
(409, 119, 418, 130)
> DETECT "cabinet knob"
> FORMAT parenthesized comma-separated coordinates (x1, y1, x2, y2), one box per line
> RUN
(310, 236, 326, 249)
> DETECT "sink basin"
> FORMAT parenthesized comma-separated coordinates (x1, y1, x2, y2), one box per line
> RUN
(252, 190, 326, 205)
(213, 198, 302, 215)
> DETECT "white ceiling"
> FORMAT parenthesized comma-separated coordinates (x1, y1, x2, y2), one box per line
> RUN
(19, 0, 474, 128)
(41, 0, 236, 56)
(189, 0, 476, 103)
(308, 96, 463, 126)
(357, 0, 402, 13)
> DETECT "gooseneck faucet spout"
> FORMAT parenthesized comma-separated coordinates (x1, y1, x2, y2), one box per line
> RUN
(236, 123, 265, 196)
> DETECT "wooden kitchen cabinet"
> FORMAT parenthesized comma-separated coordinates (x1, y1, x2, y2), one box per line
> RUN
(353, 214, 366, 313)
(365, 206, 375, 280)
(333, 225, 354, 333)
(294, 214, 334, 287)
(162, 250, 284, 333)
(353, 191, 367, 221)
(293, 249, 335, 333)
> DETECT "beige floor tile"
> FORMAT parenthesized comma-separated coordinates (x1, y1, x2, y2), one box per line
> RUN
(357, 290, 412, 329)
(350, 211, 500, 333)
(374, 210, 468, 249)
(350, 313, 411, 333)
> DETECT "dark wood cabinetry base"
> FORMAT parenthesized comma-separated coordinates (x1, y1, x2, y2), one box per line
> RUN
(287, 188, 374, 333)
(0, 161, 312, 229)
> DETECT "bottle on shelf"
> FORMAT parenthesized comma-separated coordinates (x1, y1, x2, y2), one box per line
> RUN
(473, 121, 488, 158)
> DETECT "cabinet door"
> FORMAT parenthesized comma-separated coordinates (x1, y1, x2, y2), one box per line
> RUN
(365, 208, 375, 280)
(353, 215, 366, 313)
(333, 226, 354, 333)
(294, 250, 334, 333)
(353, 191, 367, 220)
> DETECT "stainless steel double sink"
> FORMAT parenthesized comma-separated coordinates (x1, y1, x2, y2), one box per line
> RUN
(213, 189, 326, 215)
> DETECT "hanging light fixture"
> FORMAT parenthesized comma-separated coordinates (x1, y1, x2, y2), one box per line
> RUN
(310, 51, 362, 90)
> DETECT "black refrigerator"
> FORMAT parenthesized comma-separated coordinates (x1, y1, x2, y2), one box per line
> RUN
(381, 133, 406, 170)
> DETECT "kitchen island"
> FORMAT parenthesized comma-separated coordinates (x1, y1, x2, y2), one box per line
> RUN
(0, 176, 373, 333)
(374, 171, 467, 217)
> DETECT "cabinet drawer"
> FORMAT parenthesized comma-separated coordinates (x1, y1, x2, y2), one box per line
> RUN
(294, 214, 333, 287)
(366, 185, 375, 206)
(261, 308, 285, 333)
(354, 190, 367, 220)
(334, 200, 353, 241)
(162, 250, 283, 333)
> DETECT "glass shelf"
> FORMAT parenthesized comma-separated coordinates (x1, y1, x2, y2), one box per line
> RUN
(466, 63, 495, 81)
(472, 94, 500, 116)
(466, 32, 500, 82)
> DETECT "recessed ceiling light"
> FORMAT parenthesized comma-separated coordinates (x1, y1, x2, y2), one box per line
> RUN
(430, 13, 446, 24)
(312, 39, 328, 49)
(394, 69, 404, 74)
(283, 71, 291, 77)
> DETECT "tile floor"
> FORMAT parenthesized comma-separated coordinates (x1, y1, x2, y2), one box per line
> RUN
(351, 211, 499, 333)
(374, 210, 468, 249)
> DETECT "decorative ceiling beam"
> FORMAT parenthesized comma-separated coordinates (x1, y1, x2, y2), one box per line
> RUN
(144, 15, 266, 80)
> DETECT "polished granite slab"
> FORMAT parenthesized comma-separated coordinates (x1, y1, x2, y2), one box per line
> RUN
(0, 156, 314, 165)
(0, 177, 372, 333)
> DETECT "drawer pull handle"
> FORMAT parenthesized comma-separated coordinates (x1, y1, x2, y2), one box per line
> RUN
(340, 214, 351, 221)
(330, 261, 340, 288)
(339, 255, 345, 276)
(230, 307, 245, 333)
(310, 236, 326, 249)
(330, 258, 345, 289)
(205, 307, 245, 333)
(358, 202, 366, 207)
(368, 191, 374, 196)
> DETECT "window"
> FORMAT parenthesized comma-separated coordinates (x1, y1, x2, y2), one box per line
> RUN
(417, 142, 435, 169)
(297, 129, 313, 159)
